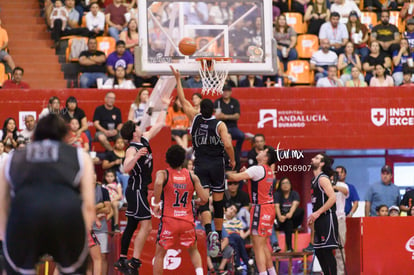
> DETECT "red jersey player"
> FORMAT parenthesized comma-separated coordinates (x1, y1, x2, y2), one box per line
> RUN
(227, 148, 277, 275)
(152, 145, 209, 275)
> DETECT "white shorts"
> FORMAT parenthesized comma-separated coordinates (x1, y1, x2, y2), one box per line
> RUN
(95, 232, 109, 254)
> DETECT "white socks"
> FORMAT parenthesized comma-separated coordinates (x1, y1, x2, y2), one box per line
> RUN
(268, 266, 277, 275)
(195, 267, 203, 275)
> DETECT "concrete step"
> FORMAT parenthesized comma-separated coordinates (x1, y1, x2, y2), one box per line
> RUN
(8, 32, 51, 40)
(6, 24, 47, 32)
(10, 47, 56, 55)
(2, 17, 45, 25)
(8, 40, 53, 48)
(23, 65, 63, 74)
(1, 9, 40, 17)
(0, 2, 39, 9)
(12, 55, 59, 63)
(27, 79, 67, 89)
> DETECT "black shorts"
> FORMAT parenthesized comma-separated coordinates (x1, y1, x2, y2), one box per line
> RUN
(3, 188, 88, 275)
(171, 129, 188, 138)
(313, 212, 339, 250)
(125, 187, 151, 220)
(194, 157, 225, 193)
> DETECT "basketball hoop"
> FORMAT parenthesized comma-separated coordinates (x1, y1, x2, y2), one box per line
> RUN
(196, 57, 232, 95)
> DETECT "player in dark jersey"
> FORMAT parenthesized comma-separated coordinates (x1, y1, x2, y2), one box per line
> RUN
(227, 148, 277, 275)
(308, 153, 339, 275)
(171, 66, 236, 258)
(152, 145, 208, 275)
(114, 95, 171, 275)
(0, 114, 95, 275)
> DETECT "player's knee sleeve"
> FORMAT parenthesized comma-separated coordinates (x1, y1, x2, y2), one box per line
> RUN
(213, 200, 224, 219)
(198, 201, 210, 213)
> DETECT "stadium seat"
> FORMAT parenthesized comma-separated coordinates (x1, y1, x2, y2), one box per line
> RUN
(0, 63, 7, 87)
(296, 34, 319, 59)
(284, 12, 307, 34)
(285, 60, 314, 85)
(96, 36, 116, 57)
(81, 15, 87, 28)
(389, 11, 405, 33)
(65, 37, 88, 62)
(360, 12, 377, 29)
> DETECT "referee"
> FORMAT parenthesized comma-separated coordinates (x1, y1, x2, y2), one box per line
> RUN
(0, 114, 95, 275)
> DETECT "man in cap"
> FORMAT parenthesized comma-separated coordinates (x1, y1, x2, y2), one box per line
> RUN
(365, 165, 400, 216)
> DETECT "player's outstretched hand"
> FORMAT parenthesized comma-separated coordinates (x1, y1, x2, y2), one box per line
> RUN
(161, 93, 173, 108)
(170, 65, 181, 79)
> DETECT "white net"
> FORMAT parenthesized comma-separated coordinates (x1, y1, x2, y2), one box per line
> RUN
(198, 58, 231, 95)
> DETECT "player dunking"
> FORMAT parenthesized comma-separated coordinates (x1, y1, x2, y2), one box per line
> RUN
(227, 148, 278, 275)
(0, 114, 95, 275)
(171, 66, 236, 257)
(114, 95, 171, 275)
(152, 145, 209, 275)
(308, 153, 339, 275)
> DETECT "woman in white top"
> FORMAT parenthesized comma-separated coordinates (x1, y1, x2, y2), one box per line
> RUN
(39, 96, 61, 119)
(102, 66, 135, 89)
(127, 88, 150, 123)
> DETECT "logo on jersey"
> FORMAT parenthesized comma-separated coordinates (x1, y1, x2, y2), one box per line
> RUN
(262, 214, 271, 221)
(405, 236, 414, 260)
(163, 249, 182, 270)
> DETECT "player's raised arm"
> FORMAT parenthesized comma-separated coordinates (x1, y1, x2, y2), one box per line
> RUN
(170, 65, 198, 121)
(218, 122, 236, 170)
(144, 94, 172, 141)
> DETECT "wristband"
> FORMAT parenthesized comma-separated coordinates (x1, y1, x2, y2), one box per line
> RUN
(151, 197, 161, 207)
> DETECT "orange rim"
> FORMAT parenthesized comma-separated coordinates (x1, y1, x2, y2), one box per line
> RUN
(196, 57, 232, 71)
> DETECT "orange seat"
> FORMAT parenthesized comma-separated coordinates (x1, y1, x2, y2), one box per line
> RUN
(296, 34, 319, 59)
(0, 63, 7, 87)
(284, 12, 306, 34)
(285, 60, 314, 85)
(389, 11, 405, 32)
(360, 12, 377, 29)
(81, 15, 87, 28)
(65, 37, 89, 62)
(96, 36, 116, 57)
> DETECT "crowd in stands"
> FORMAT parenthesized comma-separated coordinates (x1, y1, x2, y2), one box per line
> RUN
(2, 0, 414, 88)
(2, 0, 414, 273)
(0, 89, 412, 274)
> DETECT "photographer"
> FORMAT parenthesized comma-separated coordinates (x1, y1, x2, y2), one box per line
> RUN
(331, 171, 349, 275)
(308, 153, 339, 275)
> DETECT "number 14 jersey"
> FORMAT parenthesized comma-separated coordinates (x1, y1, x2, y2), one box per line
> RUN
(162, 168, 196, 223)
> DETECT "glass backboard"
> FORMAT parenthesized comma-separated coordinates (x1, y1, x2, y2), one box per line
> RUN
(135, 0, 277, 76)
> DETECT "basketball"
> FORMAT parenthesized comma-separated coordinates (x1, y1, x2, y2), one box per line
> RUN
(179, 37, 197, 56)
